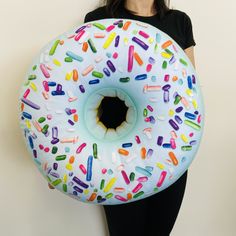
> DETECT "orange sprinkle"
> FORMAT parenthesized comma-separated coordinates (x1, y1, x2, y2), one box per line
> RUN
(162, 40, 172, 49)
(168, 152, 178, 166)
(134, 52, 143, 65)
(21, 103, 24, 111)
(69, 156, 75, 164)
(59, 40, 64, 45)
(172, 76, 178, 82)
(127, 193, 132, 200)
(123, 21, 132, 31)
(73, 69, 78, 82)
(118, 149, 129, 156)
(73, 114, 78, 122)
(88, 192, 97, 201)
(82, 42, 88, 52)
(141, 147, 146, 159)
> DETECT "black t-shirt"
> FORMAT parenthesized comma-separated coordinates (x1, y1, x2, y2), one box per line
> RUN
(84, 6, 196, 50)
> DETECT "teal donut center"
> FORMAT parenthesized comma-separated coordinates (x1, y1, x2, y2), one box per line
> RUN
(84, 88, 137, 141)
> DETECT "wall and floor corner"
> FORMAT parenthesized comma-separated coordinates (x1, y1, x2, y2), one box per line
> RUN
(0, 0, 235, 235)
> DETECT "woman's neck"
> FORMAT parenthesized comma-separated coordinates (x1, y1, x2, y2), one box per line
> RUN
(124, 0, 157, 17)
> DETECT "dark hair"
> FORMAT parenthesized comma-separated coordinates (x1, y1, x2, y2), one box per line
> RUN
(104, 0, 170, 18)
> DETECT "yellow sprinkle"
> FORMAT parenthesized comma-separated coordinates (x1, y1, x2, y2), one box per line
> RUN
(65, 72, 72, 81)
(84, 189, 89, 195)
(25, 120, 31, 129)
(186, 89, 193, 97)
(181, 134, 188, 143)
(156, 162, 165, 169)
(103, 32, 116, 49)
(161, 52, 172, 59)
(124, 37, 129, 45)
(66, 163, 72, 171)
(30, 82, 37, 91)
(53, 59, 61, 67)
(103, 177, 117, 193)
(63, 174, 67, 183)
(148, 37, 154, 44)
(192, 99, 198, 109)
(169, 109, 175, 116)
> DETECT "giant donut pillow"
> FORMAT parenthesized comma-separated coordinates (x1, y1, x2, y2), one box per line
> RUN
(19, 19, 204, 205)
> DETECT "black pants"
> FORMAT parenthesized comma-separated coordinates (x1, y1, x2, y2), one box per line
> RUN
(103, 170, 188, 236)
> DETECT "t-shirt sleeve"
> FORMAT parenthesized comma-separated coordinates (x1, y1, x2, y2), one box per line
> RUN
(84, 12, 93, 23)
(183, 13, 196, 49)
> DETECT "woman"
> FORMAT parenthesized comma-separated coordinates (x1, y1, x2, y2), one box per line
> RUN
(83, 1, 196, 235)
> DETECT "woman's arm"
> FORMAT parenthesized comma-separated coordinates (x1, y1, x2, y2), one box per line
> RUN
(184, 46, 196, 69)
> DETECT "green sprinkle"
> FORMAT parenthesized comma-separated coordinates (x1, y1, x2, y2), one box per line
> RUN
(41, 124, 49, 134)
(52, 179, 62, 186)
(52, 146, 58, 154)
(49, 39, 60, 56)
(129, 172, 135, 182)
(28, 75, 36, 80)
(143, 108, 148, 117)
(180, 58, 188, 66)
(65, 57, 73, 62)
(93, 143, 97, 158)
(32, 65, 37, 71)
(93, 22, 106, 30)
(165, 48, 173, 55)
(88, 38, 97, 53)
(100, 179, 105, 190)
(154, 43, 158, 53)
(63, 184, 67, 192)
(162, 60, 167, 69)
(181, 146, 192, 151)
(174, 95, 182, 105)
(38, 117, 46, 123)
(118, 22, 123, 28)
(133, 191, 144, 199)
(119, 77, 130, 83)
(184, 120, 201, 131)
(92, 71, 104, 78)
(46, 176, 52, 182)
(153, 187, 159, 192)
(105, 193, 113, 199)
(55, 155, 66, 161)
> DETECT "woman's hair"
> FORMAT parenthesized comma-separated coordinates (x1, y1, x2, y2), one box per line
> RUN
(104, 0, 170, 18)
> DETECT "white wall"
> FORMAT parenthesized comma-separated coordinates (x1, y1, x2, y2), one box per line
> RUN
(0, 0, 235, 235)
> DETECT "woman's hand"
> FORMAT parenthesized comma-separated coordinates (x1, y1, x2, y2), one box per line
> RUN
(184, 46, 196, 69)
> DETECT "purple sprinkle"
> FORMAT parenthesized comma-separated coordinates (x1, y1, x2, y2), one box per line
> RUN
(73, 176, 89, 189)
(157, 136, 163, 146)
(52, 126, 58, 138)
(75, 25, 86, 33)
(73, 185, 83, 193)
(107, 60, 116, 72)
(50, 172, 59, 178)
(164, 90, 169, 103)
(169, 56, 176, 64)
(56, 84, 62, 92)
(192, 75, 196, 84)
(68, 119, 74, 126)
(148, 57, 155, 64)
(47, 167, 52, 174)
(103, 68, 111, 77)
(190, 140, 197, 145)
(115, 35, 120, 47)
(21, 98, 40, 110)
(113, 20, 123, 25)
(51, 138, 59, 145)
(174, 115, 183, 124)
(169, 119, 179, 131)
(132, 36, 149, 50)
(162, 84, 171, 91)
(65, 108, 72, 115)
(33, 149, 37, 158)
(53, 163, 58, 170)
(79, 84, 85, 93)
(175, 106, 183, 113)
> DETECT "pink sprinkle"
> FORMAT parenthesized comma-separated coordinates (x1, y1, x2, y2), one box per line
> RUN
(147, 105, 153, 112)
(44, 147, 50, 152)
(39, 144, 44, 150)
(146, 64, 152, 72)
(106, 25, 115, 32)
(139, 30, 149, 39)
(23, 88, 30, 98)
(102, 168, 107, 174)
(189, 132, 194, 137)
(164, 74, 170, 82)
(113, 52, 118, 59)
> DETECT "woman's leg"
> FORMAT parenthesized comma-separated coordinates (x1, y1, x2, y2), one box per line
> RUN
(103, 195, 150, 236)
(145, 170, 188, 236)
